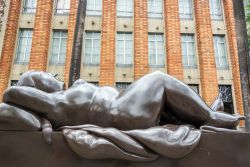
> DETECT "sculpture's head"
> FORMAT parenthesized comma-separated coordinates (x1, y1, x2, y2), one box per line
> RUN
(17, 71, 65, 93)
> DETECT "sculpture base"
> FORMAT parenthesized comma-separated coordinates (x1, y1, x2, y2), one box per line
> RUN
(0, 132, 249, 167)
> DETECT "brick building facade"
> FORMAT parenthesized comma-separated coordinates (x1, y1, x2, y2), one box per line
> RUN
(0, 0, 245, 126)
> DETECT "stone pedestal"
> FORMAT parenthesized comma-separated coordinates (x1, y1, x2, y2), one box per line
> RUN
(0, 132, 249, 167)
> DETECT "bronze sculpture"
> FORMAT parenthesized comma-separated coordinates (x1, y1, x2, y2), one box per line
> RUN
(0, 71, 245, 161)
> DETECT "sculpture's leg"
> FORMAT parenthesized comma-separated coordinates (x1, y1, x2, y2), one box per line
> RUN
(113, 71, 241, 129)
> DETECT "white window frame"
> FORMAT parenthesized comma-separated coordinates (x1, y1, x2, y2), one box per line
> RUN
(50, 30, 68, 65)
(15, 29, 33, 64)
(86, 0, 102, 16)
(117, 0, 133, 17)
(116, 32, 133, 66)
(179, 0, 193, 20)
(181, 34, 197, 68)
(148, 33, 165, 66)
(23, 0, 37, 13)
(148, 0, 163, 18)
(55, 0, 70, 15)
(209, 0, 223, 20)
(83, 31, 101, 65)
(213, 35, 229, 69)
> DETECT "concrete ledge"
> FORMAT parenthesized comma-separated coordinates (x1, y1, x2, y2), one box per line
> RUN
(0, 132, 250, 167)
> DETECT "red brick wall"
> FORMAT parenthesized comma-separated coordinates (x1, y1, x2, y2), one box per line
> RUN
(134, 0, 149, 80)
(64, 0, 79, 87)
(0, 0, 21, 101)
(99, 0, 116, 86)
(164, 0, 183, 80)
(194, 0, 219, 105)
(29, 0, 53, 71)
(223, 0, 244, 119)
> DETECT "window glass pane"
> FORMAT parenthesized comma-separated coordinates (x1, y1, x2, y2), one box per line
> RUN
(179, 0, 193, 19)
(148, 33, 164, 66)
(116, 32, 133, 65)
(148, 0, 163, 18)
(56, 0, 70, 15)
(181, 34, 196, 68)
(87, 0, 102, 15)
(23, 0, 37, 13)
(210, 0, 223, 20)
(117, 0, 133, 17)
(15, 29, 33, 64)
(213, 35, 228, 68)
(50, 30, 68, 64)
(218, 85, 234, 114)
(84, 31, 101, 65)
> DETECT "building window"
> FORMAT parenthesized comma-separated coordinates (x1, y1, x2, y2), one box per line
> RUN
(148, 0, 163, 18)
(88, 82, 99, 86)
(181, 34, 196, 68)
(117, 0, 133, 17)
(55, 0, 70, 15)
(179, 0, 193, 19)
(50, 30, 68, 65)
(15, 29, 33, 64)
(116, 82, 131, 91)
(84, 31, 101, 65)
(188, 84, 199, 94)
(148, 33, 165, 66)
(213, 35, 228, 69)
(10, 80, 18, 86)
(23, 0, 37, 13)
(116, 32, 133, 66)
(209, 0, 223, 20)
(87, 0, 102, 16)
(219, 85, 234, 114)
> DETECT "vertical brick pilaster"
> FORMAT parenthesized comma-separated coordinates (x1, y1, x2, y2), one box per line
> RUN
(194, 0, 219, 105)
(29, 0, 53, 71)
(0, 0, 21, 101)
(164, 0, 183, 80)
(134, 0, 149, 80)
(99, 0, 116, 86)
(64, 0, 79, 86)
(223, 0, 244, 117)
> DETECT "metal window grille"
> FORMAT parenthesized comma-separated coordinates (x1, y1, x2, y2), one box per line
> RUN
(10, 80, 18, 86)
(188, 84, 199, 94)
(219, 85, 234, 114)
(116, 82, 131, 91)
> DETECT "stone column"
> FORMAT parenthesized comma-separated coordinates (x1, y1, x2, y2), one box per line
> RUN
(99, 0, 116, 86)
(0, 0, 21, 101)
(134, 0, 149, 80)
(29, 0, 53, 71)
(164, 0, 183, 80)
(194, 0, 219, 104)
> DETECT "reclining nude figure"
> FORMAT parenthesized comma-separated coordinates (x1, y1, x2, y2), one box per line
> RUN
(2, 70, 242, 130)
(0, 71, 245, 161)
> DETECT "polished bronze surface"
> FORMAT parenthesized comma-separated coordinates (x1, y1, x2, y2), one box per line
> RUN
(0, 70, 245, 161)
